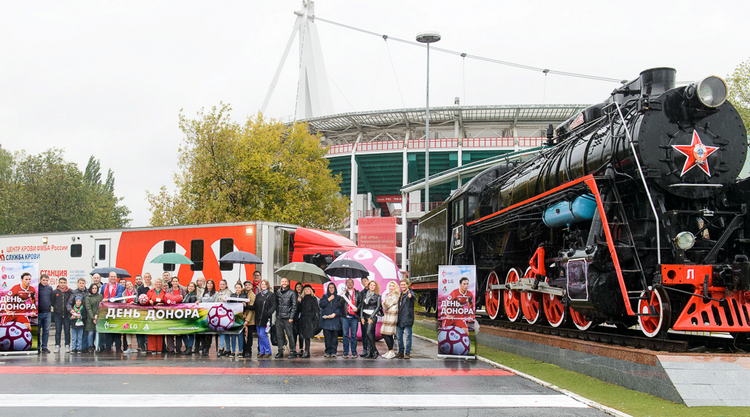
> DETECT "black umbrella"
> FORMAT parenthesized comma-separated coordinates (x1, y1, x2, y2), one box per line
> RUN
(219, 251, 263, 285)
(324, 258, 369, 279)
(218, 251, 263, 265)
(90, 267, 131, 278)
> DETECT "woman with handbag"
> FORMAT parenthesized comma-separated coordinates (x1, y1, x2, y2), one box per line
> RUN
(252, 279, 276, 358)
(359, 280, 382, 359)
(380, 281, 400, 359)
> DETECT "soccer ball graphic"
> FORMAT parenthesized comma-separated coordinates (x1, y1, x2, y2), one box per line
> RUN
(206, 304, 234, 332)
(438, 325, 471, 356)
(138, 294, 149, 305)
(0, 322, 33, 351)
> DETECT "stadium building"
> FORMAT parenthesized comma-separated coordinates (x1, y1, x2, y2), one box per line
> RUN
(269, 2, 587, 270)
(302, 104, 585, 269)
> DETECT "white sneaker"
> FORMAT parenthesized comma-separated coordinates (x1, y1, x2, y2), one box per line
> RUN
(384, 351, 394, 359)
(65, 345, 71, 353)
(54, 345, 60, 353)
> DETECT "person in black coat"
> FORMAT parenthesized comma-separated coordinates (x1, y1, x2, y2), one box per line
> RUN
(359, 280, 382, 359)
(297, 284, 320, 358)
(252, 279, 277, 358)
(291, 282, 305, 356)
(396, 279, 417, 359)
(318, 282, 341, 357)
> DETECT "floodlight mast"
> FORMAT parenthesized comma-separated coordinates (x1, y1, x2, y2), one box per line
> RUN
(416, 31, 441, 211)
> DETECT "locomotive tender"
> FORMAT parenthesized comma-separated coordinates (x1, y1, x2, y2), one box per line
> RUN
(409, 68, 750, 338)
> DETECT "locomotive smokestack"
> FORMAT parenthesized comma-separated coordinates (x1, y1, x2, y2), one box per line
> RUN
(639, 67, 676, 97)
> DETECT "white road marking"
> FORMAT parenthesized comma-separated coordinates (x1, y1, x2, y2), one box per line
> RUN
(0, 394, 588, 408)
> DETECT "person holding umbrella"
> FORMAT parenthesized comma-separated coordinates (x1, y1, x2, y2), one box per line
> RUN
(319, 282, 341, 357)
(292, 282, 305, 356)
(100, 271, 125, 353)
(241, 280, 256, 358)
(296, 284, 319, 358)
(339, 278, 361, 358)
(274, 277, 298, 359)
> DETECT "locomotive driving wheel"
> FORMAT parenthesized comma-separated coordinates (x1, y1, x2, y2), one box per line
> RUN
(569, 307, 593, 331)
(520, 267, 543, 325)
(637, 287, 671, 338)
(485, 271, 502, 320)
(504, 268, 522, 322)
(542, 291, 566, 328)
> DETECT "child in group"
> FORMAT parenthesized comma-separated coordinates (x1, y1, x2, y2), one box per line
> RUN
(70, 296, 86, 353)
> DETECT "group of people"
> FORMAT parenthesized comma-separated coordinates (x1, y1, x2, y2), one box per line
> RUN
(35, 269, 417, 360)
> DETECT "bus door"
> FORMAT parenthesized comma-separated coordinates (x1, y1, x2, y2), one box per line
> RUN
(93, 238, 111, 268)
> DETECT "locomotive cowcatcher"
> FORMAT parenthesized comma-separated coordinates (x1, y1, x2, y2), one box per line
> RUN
(409, 68, 750, 338)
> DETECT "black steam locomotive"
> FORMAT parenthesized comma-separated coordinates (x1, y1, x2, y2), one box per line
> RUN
(409, 68, 750, 338)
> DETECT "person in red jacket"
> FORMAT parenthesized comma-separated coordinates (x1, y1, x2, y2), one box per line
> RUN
(147, 278, 167, 305)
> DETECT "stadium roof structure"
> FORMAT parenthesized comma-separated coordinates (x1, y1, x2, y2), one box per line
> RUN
(303, 104, 587, 144)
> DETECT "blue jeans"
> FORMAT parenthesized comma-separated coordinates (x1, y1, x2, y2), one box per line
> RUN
(37, 312, 51, 350)
(181, 334, 194, 348)
(257, 325, 271, 354)
(87, 330, 96, 348)
(397, 325, 413, 355)
(71, 327, 84, 350)
(222, 331, 243, 353)
(341, 316, 359, 355)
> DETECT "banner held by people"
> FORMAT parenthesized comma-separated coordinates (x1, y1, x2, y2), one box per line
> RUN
(96, 302, 243, 335)
(437, 265, 477, 359)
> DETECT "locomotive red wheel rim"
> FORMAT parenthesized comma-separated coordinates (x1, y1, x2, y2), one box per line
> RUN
(504, 269, 521, 322)
(520, 267, 542, 324)
(569, 307, 592, 331)
(485, 271, 501, 320)
(542, 293, 565, 327)
(638, 290, 664, 337)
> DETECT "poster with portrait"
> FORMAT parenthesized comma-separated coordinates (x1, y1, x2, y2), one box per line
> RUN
(437, 265, 476, 359)
(0, 262, 39, 352)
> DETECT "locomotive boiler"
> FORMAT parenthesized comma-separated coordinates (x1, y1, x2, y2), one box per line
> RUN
(409, 68, 750, 338)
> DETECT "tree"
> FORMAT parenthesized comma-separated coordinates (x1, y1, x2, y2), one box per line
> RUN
(727, 57, 750, 133)
(147, 104, 349, 230)
(0, 148, 131, 234)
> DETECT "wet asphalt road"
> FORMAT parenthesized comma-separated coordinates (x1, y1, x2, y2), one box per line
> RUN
(0, 336, 613, 417)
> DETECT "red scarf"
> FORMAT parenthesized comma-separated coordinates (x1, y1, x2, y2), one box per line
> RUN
(106, 283, 117, 299)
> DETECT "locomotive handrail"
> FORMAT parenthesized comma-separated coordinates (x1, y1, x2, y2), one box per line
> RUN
(614, 101, 662, 265)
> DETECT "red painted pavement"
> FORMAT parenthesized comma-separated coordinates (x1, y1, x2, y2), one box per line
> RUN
(0, 366, 511, 376)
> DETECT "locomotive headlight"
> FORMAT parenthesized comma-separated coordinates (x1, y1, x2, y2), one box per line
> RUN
(686, 76, 728, 108)
(674, 231, 696, 250)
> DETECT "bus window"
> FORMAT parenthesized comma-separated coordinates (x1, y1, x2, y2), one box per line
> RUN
(219, 238, 234, 271)
(70, 244, 82, 258)
(163, 241, 176, 272)
(190, 240, 204, 271)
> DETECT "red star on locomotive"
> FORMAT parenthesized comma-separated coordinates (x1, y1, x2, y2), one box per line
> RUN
(671, 130, 719, 177)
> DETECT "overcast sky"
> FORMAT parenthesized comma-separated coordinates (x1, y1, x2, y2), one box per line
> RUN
(1, 0, 748, 227)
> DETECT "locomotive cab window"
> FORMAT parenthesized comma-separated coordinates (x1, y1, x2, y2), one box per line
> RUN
(452, 199, 464, 224)
(163, 240, 176, 272)
(219, 238, 234, 271)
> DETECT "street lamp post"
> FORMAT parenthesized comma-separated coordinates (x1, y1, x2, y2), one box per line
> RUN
(416, 31, 440, 212)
